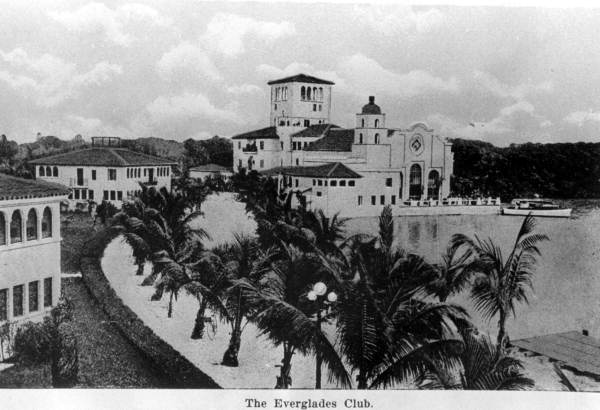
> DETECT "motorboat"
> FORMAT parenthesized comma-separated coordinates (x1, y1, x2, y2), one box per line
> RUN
(502, 198, 572, 218)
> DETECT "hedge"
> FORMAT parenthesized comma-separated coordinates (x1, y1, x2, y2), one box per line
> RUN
(79, 228, 221, 388)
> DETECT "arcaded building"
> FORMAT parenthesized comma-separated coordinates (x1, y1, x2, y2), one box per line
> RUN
(232, 74, 454, 217)
(0, 174, 69, 324)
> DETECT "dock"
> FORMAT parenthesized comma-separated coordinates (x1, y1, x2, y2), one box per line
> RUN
(511, 331, 600, 376)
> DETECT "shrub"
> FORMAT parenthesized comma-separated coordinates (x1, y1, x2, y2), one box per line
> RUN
(96, 201, 118, 225)
(13, 322, 51, 366)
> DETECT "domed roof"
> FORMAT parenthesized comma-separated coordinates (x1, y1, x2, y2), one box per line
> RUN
(361, 96, 381, 115)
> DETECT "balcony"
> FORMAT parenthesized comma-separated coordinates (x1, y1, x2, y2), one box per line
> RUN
(69, 178, 89, 187)
(242, 143, 257, 153)
(140, 179, 158, 186)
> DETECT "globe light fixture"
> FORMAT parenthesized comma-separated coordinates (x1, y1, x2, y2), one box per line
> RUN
(327, 291, 338, 303)
(313, 281, 327, 296)
(307, 290, 317, 301)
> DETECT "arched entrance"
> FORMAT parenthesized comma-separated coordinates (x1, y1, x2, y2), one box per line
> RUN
(427, 170, 440, 199)
(247, 156, 253, 171)
(409, 164, 422, 200)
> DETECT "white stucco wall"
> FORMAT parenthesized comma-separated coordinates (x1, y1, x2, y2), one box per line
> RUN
(0, 196, 63, 323)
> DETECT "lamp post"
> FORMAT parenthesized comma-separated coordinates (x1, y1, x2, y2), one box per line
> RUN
(307, 281, 337, 389)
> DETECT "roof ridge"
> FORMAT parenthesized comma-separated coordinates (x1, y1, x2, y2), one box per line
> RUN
(108, 148, 128, 166)
(327, 162, 340, 177)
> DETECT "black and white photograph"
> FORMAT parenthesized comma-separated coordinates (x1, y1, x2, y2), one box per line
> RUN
(0, 0, 599, 408)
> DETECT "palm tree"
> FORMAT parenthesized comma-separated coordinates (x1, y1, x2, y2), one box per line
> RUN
(324, 206, 468, 389)
(213, 234, 262, 367)
(417, 327, 534, 390)
(240, 242, 351, 389)
(452, 214, 549, 353)
(300, 209, 348, 257)
(426, 237, 476, 302)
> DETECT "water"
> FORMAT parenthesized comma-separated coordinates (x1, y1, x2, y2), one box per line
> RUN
(344, 199, 600, 340)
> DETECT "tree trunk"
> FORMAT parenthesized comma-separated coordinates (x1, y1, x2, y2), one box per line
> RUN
(357, 370, 368, 389)
(497, 309, 507, 354)
(135, 262, 144, 276)
(167, 291, 174, 318)
(315, 310, 322, 389)
(222, 290, 243, 367)
(191, 298, 208, 339)
(275, 343, 294, 389)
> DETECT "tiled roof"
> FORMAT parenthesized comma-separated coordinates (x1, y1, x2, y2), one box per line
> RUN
(0, 173, 69, 201)
(29, 148, 177, 167)
(267, 74, 335, 86)
(263, 162, 362, 179)
(189, 164, 232, 173)
(304, 128, 355, 152)
(290, 124, 339, 139)
(232, 126, 279, 140)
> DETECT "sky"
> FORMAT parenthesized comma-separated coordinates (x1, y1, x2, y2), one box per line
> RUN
(1, 1, 600, 146)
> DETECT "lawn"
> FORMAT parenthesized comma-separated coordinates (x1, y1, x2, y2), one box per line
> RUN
(60, 212, 99, 273)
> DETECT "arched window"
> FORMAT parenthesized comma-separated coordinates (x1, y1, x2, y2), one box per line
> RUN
(361, 118, 365, 127)
(409, 164, 422, 200)
(284, 87, 288, 100)
(359, 133, 363, 144)
(42, 207, 52, 238)
(39, 166, 45, 177)
(319, 87, 323, 101)
(0, 212, 5, 245)
(45, 166, 51, 176)
(399, 172, 404, 200)
(307, 87, 312, 100)
(374, 133, 380, 144)
(26, 209, 37, 241)
(10, 210, 22, 243)
(313, 87, 317, 100)
(427, 170, 441, 199)
(375, 119, 379, 128)
(301, 86, 306, 100)
(53, 166, 58, 177)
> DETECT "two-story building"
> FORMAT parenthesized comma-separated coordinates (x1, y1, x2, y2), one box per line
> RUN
(31, 137, 176, 209)
(233, 74, 464, 217)
(0, 173, 68, 325)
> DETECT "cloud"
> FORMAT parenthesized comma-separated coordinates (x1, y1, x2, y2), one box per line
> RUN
(473, 70, 553, 101)
(563, 111, 600, 127)
(0, 48, 122, 107)
(202, 13, 295, 57)
(337, 54, 459, 97)
(226, 84, 263, 95)
(157, 42, 222, 82)
(146, 92, 243, 124)
(49, 2, 171, 46)
(351, 6, 445, 36)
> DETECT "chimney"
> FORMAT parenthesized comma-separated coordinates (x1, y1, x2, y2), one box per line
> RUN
(369, 96, 375, 104)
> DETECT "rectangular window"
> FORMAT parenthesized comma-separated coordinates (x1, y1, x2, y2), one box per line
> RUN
(349, 180, 355, 187)
(83, 189, 89, 200)
(108, 168, 117, 181)
(92, 170, 96, 180)
(103, 190, 109, 200)
(386, 178, 393, 187)
(280, 142, 284, 150)
(295, 179, 298, 187)
(330, 180, 337, 187)
(260, 141, 264, 150)
(312, 179, 316, 186)
(238, 142, 241, 149)
(340, 180, 346, 187)
(304, 119, 310, 127)
(144, 168, 147, 177)
(391, 195, 396, 205)
(380, 195, 385, 205)
(238, 159, 242, 169)
(324, 180, 328, 186)
(0, 289, 7, 321)
(28, 281, 39, 313)
(89, 190, 94, 200)
(117, 191, 123, 201)
(13, 285, 23, 317)
(318, 180, 323, 186)
(358, 196, 363, 206)
(316, 191, 322, 197)
(313, 104, 316, 111)
(110, 191, 116, 200)
(74, 189, 80, 200)
(44, 277, 52, 307)
(371, 196, 376, 205)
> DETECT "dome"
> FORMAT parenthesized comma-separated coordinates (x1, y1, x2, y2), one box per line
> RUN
(361, 96, 381, 115)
